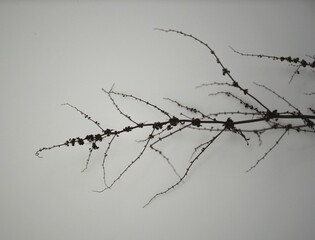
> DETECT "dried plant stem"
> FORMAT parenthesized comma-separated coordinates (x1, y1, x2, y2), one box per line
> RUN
(36, 29, 315, 207)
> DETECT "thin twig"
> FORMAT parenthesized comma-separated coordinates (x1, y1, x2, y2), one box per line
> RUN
(246, 128, 289, 172)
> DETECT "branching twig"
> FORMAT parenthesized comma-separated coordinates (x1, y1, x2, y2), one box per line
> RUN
(95, 129, 155, 193)
(36, 29, 315, 207)
(143, 128, 225, 208)
(102, 88, 139, 125)
(246, 128, 289, 172)
(156, 28, 271, 112)
(253, 82, 301, 113)
(61, 103, 105, 132)
(230, 46, 315, 83)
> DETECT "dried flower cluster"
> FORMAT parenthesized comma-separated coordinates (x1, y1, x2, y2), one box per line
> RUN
(36, 29, 315, 207)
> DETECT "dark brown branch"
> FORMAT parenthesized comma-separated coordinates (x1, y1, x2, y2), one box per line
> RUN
(36, 29, 315, 207)
(109, 90, 171, 118)
(143, 128, 225, 208)
(102, 88, 138, 125)
(100, 135, 116, 188)
(230, 46, 315, 69)
(95, 129, 155, 193)
(61, 103, 105, 132)
(253, 82, 300, 112)
(155, 28, 271, 112)
(230, 46, 315, 83)
(246, 128, 289, 172)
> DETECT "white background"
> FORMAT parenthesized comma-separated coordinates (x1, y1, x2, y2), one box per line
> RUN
(1, 1, 315, 239)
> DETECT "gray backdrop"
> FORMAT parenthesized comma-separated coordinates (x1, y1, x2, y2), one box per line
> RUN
(1, 1, 314, 239)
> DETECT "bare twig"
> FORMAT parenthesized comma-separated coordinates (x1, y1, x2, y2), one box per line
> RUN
(36, 29, 315, 207)
(246, 128, 289, 172)
(143, 128, 225, 208)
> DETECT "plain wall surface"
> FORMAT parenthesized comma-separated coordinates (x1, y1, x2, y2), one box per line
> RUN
(1, 1, 315, 239)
